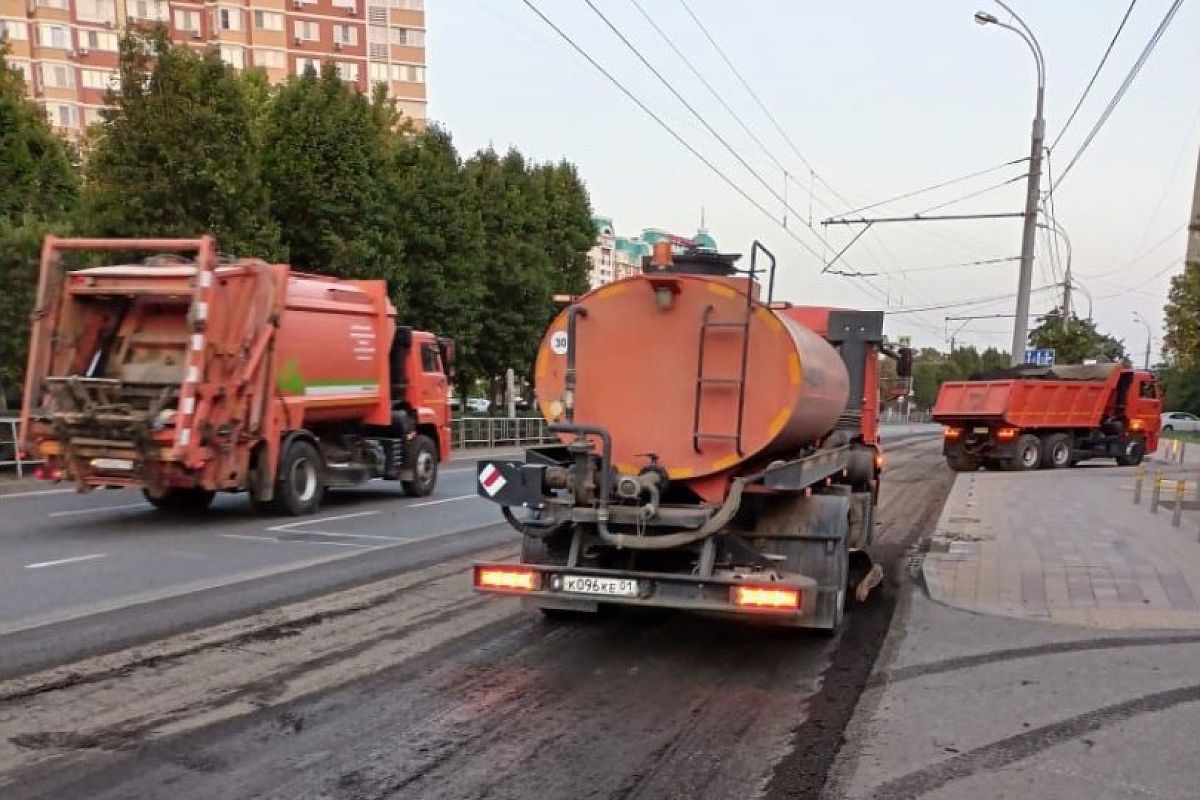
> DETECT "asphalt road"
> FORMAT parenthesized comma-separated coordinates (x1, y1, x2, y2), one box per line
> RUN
(0, 425, 941, 676)
(0, 435, 953, 800)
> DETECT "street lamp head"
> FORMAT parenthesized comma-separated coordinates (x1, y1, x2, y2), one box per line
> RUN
(975, 11, 999, 25)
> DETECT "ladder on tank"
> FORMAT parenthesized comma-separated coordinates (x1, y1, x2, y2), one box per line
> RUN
(691, 242, 776, 456)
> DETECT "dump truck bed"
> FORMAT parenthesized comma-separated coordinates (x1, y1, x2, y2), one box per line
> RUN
(932, 376, 1118, 429)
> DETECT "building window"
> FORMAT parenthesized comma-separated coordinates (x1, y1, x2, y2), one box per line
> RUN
(295, 57, 321, 76)
(82, 106, 105, 126)
(390, 27, 424, 47)
(219, 45, 244, 69)
(77, 0, 117, 24)
(173, 10, 201, 32)
(131, 1, 168, 21)
(81, 30, 119, 51)
(35, 0, 71, 9)
(254, 49, 285, 69)
(80, 68, 116, 89)
(37, 24, 71, 50)
(50, 103, 79, 129)
(0, 20, 30, 41)
(294, 20, 320, 42)
(40, 63, 75, 88)
(391, 0, 424, 9)
(391, 63, 423, 83)
(369, 62, 388, 83)
(253, 11, 283, 31)
(335, 62, 359, 82)
(334, 25, 358, 46)
(213, 7, 244, 32)
(333, 0, 359, 10)
(393, 99, 424, 119)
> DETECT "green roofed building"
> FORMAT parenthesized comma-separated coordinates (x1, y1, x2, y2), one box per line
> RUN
(587, 216, 718, 288)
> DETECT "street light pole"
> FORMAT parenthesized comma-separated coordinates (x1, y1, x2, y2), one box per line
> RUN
(1132, 312, 1152, 370)
(976, 2, 1045, 365)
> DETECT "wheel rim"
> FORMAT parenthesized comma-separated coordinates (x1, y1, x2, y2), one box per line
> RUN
(1022, 445, 1038, 467)
(1053, 442, 1069, 465)
(291, 457, 317, 503)
(416, 450, 435, 487)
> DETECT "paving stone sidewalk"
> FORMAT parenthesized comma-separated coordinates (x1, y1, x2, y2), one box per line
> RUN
(922, 451, 1200, 630)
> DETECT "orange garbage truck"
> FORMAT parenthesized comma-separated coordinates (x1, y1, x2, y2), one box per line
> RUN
(19, 236, 452, 514)
(932, 364, 1161, 472)
(470, 242, 913, 632)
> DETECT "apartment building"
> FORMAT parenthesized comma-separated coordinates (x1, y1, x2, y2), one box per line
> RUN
(588, 216, 718, 289)
(0, 0, 426, 136)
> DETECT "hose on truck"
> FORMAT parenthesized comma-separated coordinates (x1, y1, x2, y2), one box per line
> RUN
(594, 476, 748, 550)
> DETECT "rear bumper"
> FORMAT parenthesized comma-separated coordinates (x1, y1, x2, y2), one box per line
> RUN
(473, 561, 840, 629)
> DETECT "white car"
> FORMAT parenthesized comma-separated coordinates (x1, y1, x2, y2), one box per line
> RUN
(466, 398, 491, 414)
(1160, 411, 1200, 433)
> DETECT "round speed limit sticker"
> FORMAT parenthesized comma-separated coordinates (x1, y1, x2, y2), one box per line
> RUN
(550, 330, 569, 355)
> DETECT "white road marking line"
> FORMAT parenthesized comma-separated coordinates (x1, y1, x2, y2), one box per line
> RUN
(220, 534, 279, 543)
(222, 532, 377, 549)
(275, 537, 376, 549)
(1, 488, 76, 499)
(267, 510, 380, 533)
(409, 494, 478, 508)
(25, 553, 107, 569)
(277, 529, 413, 541)
(48, 502, 146, 518)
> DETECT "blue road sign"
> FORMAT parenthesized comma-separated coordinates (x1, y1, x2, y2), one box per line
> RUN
(1024, 348, 1055, 366)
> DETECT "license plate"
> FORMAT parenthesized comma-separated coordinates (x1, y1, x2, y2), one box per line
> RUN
(91, 457, 134, 471)
(561, 575, 639, 597)
(972, 427, 989, 434)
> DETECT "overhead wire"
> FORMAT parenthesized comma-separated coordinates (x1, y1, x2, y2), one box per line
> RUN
(1049, 0, 1139, 151)
(832, 158, 1028, 219)
(515, 0, 895, 310)
(1052, 0, 1185, 189)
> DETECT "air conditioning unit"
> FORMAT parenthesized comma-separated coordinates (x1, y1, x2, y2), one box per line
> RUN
(294, 36, 303, 46)
(104, 20, 114, 29)
(66, 50, 77, 59)
(191, 29, 201, 39)
(78, 47, 90, 56)
(292, 0, 303, 8)
(333, 41, 342, 51)
(348, 7, 358, 15)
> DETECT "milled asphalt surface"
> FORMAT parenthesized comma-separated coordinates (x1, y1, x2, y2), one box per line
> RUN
(0, 427, 939, 676)
(0, 435, 955, 800)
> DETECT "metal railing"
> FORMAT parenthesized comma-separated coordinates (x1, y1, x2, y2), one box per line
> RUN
(0, 417, 41, 477)
(451, 416, 556, 450)
(881, 408, 933, 425)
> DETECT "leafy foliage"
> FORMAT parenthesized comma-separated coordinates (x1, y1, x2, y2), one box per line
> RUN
(1028, 308, 1125, 364)
(81, 29, 281, 257)
(0, 47, 78, 405)
(1161, 261, 1200, 413)
(909, 345, 1010, 409)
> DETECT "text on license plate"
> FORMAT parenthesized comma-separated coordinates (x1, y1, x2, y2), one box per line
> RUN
(91, 457, 134, 471)
(561, 575, 639, 597)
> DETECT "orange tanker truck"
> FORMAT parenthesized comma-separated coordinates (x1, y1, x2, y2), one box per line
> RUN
(932, 364, 1161, 471)
(19, 236, 451, 514)
(471, 241, 913, 632)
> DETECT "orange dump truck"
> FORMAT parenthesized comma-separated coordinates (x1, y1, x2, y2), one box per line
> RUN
(932, 364, 1161, 472)
(19, 236, 451, 514)
(470, 242, 913, 632)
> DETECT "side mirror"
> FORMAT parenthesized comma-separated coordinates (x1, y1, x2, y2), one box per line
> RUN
(438, 337, 456, 379)
(897, 347, 915, 379)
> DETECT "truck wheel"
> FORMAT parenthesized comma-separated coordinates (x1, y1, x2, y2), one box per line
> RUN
(946, 454, 980, 472)
(272, 440, 325, 516)
(1115, 437, 1145, 467)
(143, 487, 215, 514)
(1043, 433, 1072, 469)
(1009, 434, 1042, 471)
(401, 434, 438, 497)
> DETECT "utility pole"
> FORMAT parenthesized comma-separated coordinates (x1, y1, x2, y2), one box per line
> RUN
(1188, 144, 1200, 271)
(1061, 264, 1071, 332)
(975, 4, 1046, 366)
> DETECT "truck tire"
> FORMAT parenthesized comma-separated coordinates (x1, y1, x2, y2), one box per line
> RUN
(946, 454, 980, 472)
(1042, 433, 1072, 469)
(401, 434, 438, 497)
(1009, 434, 1042, 471)
(1115, 437, 1145, 467)
(272, 439, 325, 516)
(143, 487, 215, 514)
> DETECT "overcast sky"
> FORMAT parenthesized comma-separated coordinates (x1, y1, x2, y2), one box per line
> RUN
(426, 0, 1199, 355)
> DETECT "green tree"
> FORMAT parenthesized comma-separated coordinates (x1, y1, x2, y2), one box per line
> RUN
(530, 160, 594, 297)
(81, 29, 280, 257)
(0, 47, 79, 405)
(389, 126, 486, 379)
(1160, 261, 1199, 413)
(1028, 308, 1125, 364)
(261, 62, 403, 296)
(979, 346, 1010, 374)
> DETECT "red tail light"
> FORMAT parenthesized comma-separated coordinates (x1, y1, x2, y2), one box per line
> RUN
(49, 469, 64, 482)
(996, 427, 1019, 441)
(943, 427, 962, 440)
(33, 467, 46, 480)
(731, 585, 801, 610)
(475, 566, 539, 592)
